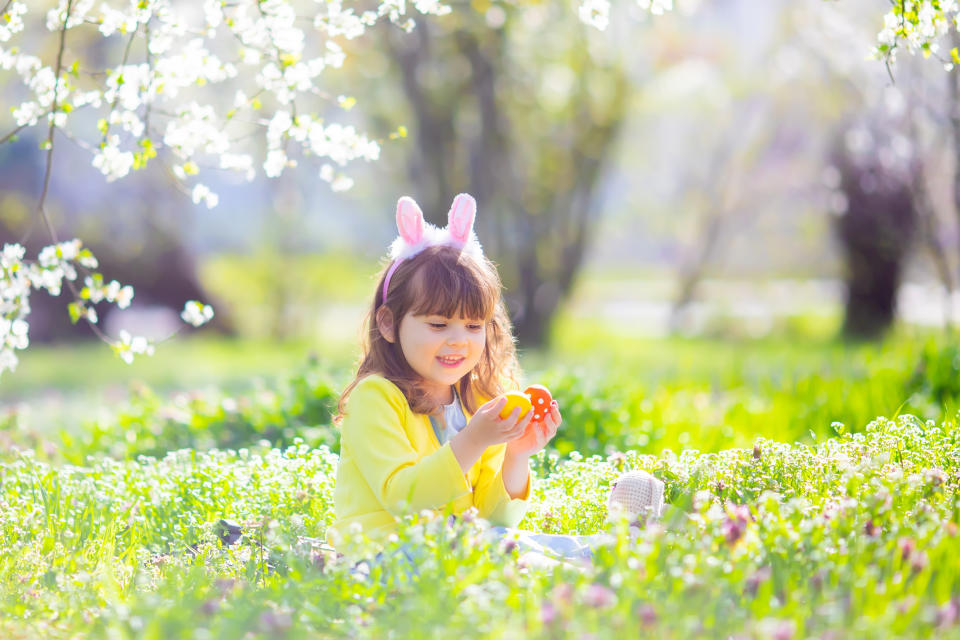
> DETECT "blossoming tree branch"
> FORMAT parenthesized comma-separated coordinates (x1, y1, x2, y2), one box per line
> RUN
(0, 0, 956, 378)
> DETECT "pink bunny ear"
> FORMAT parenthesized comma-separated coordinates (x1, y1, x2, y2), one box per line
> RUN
(447, 193, 476, 245)
(396, 196, 424, 245)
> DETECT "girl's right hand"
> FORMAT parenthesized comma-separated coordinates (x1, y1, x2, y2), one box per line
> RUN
(466, 395, 534, 447)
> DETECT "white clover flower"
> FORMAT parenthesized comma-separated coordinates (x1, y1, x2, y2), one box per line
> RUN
(181, 300, 214, 327)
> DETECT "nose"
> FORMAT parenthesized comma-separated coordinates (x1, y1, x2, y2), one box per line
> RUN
(446, 327, 469, 346)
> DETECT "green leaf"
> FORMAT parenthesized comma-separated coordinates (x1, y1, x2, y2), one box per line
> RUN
(67, 302, 82, 324)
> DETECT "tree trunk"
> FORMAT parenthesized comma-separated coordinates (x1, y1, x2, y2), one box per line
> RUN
(833, 129, 918, 340)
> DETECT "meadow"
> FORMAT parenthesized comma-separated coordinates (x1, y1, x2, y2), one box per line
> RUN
(2, 326, 959, 638)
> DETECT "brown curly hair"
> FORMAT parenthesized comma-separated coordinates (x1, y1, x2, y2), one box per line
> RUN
(336, 244, 519, 422)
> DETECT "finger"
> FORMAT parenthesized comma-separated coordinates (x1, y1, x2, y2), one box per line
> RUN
(546, 421, 559, 439)
(549, 401, 561, 422)
(517, 408, 534, 429)
(492, 399, 514, 422)
(487, 396, 508, 415)
(513, 419, 532, 437)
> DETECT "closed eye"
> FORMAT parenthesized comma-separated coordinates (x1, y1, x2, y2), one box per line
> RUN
(429, 323, 447, 329)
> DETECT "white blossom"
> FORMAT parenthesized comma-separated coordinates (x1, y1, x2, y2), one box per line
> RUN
(191, 183, 220, 208)
(181, 300, 214, 327)
(92, 138, 135, 182)
(114, 329, 155, 364)
(579, 0, 610, 31)
(1, 0, 488, 376)
(0, 1, 28, 43)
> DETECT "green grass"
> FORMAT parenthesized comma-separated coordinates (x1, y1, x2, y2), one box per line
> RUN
(1, 416, 958, 638)
(3, 326, 960, 637)
(0, 336, 357, 402)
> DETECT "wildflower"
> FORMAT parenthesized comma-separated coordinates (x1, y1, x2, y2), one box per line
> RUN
(551, 583, 575, 606)
(772, 619, 795, 640)
(608, 451, 627, 469)
(937, 598, 960, 629)
(864, 519, 881, 538)
(583, 584, 617, 609)
(910, 551, 929, 574)
(897, 537, 915, 561)
(540, 601, 558, 626)
(258, 608, 292, 633)
(637, 603, 657, 627)
(745, 565, 772, 597)
(723, 504, 751, 545)
(925, 467, 946, 487)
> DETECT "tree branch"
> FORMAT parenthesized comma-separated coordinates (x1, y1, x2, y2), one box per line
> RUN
(0, 122, 30, 146)
(36, 0, 76, 246)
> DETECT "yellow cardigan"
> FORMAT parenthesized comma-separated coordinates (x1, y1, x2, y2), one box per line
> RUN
(325, 374, 531, 548)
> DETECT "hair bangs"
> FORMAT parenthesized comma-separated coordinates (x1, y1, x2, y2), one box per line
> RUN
(408, 250, 497, 321)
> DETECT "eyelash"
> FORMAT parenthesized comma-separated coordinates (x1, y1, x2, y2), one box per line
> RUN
(429, 322, 484, 331)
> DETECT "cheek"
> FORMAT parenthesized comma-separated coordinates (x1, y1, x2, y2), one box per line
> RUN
(472, 333, 487, 354)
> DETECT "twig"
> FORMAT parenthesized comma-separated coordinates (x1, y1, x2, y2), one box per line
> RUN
(143, 18, 153, 136)
(33, 0, 117, 345)
(35, 0, 76, 246)
(0, 122, 30, 146)
(99, 26, 140, 146)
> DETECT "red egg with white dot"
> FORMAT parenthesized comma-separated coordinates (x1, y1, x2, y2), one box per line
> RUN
(524, 384, 553, 422)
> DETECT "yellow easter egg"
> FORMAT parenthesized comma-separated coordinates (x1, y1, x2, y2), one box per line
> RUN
(498, 391, 532, 420)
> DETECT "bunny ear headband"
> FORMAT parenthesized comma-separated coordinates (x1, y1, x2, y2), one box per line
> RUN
(382, 193, 484, 302)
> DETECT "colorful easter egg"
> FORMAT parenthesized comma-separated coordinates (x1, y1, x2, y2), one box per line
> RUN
(524, 384, 553, 422)
(498, 391, 532, 420)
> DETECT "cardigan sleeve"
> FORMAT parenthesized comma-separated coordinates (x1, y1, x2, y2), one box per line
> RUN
(472, 442, 531, 527)
(340, 377, 472, 516)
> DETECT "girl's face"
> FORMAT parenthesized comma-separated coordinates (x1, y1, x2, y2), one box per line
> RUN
(396, 312, 486, 404)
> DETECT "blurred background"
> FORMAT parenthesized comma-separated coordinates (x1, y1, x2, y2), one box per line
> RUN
(2, 0, 960, 458)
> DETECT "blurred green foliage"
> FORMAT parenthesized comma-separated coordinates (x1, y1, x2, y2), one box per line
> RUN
(4, 331, 959, 466)
(198, 252, 374, 339)
(53, 369, 341, 464)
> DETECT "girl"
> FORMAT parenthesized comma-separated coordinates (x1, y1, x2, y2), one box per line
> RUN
(325, 194, 663, 564)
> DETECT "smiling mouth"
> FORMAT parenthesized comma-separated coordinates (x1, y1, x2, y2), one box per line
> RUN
(437, 355, 466, 367)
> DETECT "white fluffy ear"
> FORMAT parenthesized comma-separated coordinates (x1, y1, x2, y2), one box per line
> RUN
(446, 193, 476, 246)
(396, 197, 425, 245)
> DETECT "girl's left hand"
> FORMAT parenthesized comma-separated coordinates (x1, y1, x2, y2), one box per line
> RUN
(505, 400, 561, 459)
